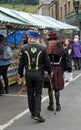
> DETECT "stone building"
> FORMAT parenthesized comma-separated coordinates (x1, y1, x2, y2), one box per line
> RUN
(37, 0, 52, 16)
(37, 0, 81, 37)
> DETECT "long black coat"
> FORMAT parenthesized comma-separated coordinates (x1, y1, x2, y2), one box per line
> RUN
(47, 42, 66, 90)
(63, 45, 72, 72)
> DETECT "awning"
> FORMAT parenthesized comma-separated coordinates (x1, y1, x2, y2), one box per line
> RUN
(0, 7, 79, 30)
(0, 12, 26, 25)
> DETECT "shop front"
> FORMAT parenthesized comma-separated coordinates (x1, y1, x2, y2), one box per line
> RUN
(66, 12, 81, 38)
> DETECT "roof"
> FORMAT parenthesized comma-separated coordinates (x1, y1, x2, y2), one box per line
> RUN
(0, 7, 79, 30)
(0, 11, 25, 25)
(42, 0, 52, 4)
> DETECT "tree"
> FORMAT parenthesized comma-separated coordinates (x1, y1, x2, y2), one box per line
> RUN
(0, 0, 39, 5)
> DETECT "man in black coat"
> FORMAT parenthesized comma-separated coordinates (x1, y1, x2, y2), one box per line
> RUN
(18, 30, 52, 123)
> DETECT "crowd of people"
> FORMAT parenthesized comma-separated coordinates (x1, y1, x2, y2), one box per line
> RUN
(0, 29, 81, 123)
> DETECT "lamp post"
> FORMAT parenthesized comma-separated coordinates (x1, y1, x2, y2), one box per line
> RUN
(73, 0, 80, 37)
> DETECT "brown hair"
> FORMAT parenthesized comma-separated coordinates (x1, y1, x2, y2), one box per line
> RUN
(0, 34, 4, 42)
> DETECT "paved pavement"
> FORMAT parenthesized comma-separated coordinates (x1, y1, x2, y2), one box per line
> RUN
(0, 70, 81, 130)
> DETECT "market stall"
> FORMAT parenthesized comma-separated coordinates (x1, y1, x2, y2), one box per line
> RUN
(1, 49, 20, 86)
(0, 7, 79, 86)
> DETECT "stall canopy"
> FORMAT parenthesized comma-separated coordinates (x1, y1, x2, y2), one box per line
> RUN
(0, 8, 32, 29)
(0, 7, 79, 30)
(0, 12, 27, 29)
(0, 12, 24, 25)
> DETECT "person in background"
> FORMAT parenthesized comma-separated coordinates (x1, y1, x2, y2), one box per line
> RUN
(23, 34, 28, 45)
(46, 32, 66, 112)
(72, 35, 81, 70)
(18, 30, 52, 123)
(63, 38, 73, 82)
(0, 34, 11, 95)
(38, 34, 46, 47)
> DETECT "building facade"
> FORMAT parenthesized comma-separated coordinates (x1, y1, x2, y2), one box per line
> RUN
(38, 0, 81, 22)
(37, 0, 52, 16)
(38, 0, 81, 37)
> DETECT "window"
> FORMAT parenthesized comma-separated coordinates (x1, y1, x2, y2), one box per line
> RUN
(60, 7, 62, 20)
(68, 1, 70, 13)
(64, 4, 67, 16)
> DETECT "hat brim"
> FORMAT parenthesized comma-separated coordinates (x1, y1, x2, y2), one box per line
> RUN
(28, 35, 38, 39)
(47, 37, 58, 40)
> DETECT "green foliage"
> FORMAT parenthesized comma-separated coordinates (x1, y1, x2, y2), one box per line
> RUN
(0, 0, 39, 5)
(0, 0, 39, 13)
(0, 3, 37, 13)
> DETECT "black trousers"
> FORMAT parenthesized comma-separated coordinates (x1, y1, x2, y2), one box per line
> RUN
(0, 79, 3, 94)
(26, 71, 43, 117)
(73, 58, 81, 70)
(0, 64, 10, 94)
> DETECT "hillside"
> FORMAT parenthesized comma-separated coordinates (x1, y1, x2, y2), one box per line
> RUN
(0, 3, 38, 13)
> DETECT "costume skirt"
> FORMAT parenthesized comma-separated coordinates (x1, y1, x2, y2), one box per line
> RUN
(52, 66, 64, 90)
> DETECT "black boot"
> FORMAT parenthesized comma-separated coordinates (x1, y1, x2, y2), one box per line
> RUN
(47, 105, 53, 111)
(34, 115, 45, 123)
(4, 87, 9, 94)
(56, 104, 61, 111)
(47, 88, 53, 111)
(55, 90, 61, 112)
